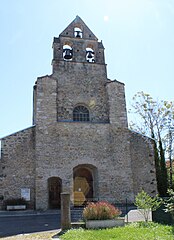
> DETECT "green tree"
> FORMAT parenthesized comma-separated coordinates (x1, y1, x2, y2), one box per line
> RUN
(164, 189, 174, 219)
(129, 92, 174, 196)
(162, 101, 174, 188)
(135, 190, 162, 222)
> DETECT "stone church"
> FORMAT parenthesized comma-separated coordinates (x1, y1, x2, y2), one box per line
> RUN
(0, 16, 157, 210)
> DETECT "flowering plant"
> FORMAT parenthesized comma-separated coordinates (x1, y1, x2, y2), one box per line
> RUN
(83, 201, 121, 220)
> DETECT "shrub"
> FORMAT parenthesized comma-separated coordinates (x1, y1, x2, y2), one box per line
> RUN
(4, 198, 27, 206)
(83, 201, 121, 220)
(135, 190, 162, 222)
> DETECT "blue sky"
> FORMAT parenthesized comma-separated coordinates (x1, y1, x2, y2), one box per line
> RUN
(0, 0, 174, 138)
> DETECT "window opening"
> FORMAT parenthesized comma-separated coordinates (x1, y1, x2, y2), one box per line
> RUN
(86, 47, 95, 62)
(73, 106, 89, 122)
(63, 44, 73, 61)
(74, 27, 83, 38)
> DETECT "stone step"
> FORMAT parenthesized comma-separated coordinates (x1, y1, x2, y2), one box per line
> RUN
(71, 208, 84, 222)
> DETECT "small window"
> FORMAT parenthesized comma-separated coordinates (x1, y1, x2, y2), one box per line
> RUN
(73, 106, 89, 122)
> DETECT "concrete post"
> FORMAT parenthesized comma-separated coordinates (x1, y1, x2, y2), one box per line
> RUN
(61, 192, 71, 230)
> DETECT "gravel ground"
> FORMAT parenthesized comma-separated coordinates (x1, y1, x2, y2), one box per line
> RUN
(0, 231, 61, 240)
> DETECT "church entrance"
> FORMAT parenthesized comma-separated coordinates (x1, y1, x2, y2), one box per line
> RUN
(73, 165, 96, 206)
(48, 177, 62, 209)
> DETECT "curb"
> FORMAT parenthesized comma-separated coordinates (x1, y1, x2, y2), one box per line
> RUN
(0, 210, 60, 217)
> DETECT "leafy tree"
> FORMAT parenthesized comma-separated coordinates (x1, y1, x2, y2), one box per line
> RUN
(129, 92, 174, 195)
(164, 189, 174, 219)
(135, 190, 162, 222)
(162, 102, 174, 188)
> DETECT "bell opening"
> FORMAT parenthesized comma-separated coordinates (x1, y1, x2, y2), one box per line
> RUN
(74, 27, 83, 38)
(63, 44, 73, 61)
(86, 47, 95, 63)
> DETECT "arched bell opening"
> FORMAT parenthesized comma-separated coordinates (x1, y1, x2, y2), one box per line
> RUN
(86, 47, 95, 63)
(74, 27, 83, 38)
(48, 177, 62, 209)
(73, 165, 98, 206)
(63, 44, 73, 61)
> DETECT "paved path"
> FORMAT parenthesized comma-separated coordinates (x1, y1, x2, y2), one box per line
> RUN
(0, 211, 61, 237)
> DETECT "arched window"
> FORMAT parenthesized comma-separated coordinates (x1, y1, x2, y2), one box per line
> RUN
(73, 106, 89, 122)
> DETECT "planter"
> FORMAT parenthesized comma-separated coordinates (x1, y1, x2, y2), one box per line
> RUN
(6, 205, 26, 211)
(86, 218, 125, 229)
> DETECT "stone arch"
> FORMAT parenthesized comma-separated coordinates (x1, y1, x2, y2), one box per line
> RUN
(63, 41, 73, 47)
(48, 177, 62, 209)
(86, 43, 94, 49)
(73, 164, 98, 205)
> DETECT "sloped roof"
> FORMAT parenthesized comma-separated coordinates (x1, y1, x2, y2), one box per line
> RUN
(59, 15, 98, 40)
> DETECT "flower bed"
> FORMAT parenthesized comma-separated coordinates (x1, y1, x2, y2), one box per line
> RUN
(83, 201, 124, 229)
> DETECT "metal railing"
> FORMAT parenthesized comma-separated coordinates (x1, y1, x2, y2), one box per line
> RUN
(71, 198, 136, 222)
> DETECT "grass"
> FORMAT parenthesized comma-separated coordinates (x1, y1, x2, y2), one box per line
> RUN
(61, 222, 174, 240)
(1, 222, 174, 240)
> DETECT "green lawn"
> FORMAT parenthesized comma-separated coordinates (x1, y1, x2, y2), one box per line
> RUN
(61, 222, 174, 240)
(1, 223, 174, 240)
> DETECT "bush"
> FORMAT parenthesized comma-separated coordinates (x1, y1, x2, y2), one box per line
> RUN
(135, 190, 162, 222)
(83, 201, 121, 220)
(4, 198, 27, 206)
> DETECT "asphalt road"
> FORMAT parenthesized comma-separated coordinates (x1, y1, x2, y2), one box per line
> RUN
(0, 214, 61, 237)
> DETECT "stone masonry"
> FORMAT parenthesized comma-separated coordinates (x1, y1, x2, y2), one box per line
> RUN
(0, 16, 157, 210)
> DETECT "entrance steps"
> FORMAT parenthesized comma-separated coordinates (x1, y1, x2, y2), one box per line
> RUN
(71, 207, 84, 222)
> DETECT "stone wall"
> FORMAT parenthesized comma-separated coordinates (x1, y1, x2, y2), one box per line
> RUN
(53, 62, 109, 123)
(129, 131, 157, 196)
(35, 122, 136, 209)
(0, 155, 3, 208)
(33, 64, 110, 125)
(0, 122, 157, 210)
(0, 127, 35, 209)
(34, 75, 57, 126)
(106, 80, 128, 128)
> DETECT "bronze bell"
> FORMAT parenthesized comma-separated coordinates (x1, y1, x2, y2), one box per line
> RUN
(75, 30, 81, 38)
(86, 50, 94, 59)
(63, 48, 73, 59)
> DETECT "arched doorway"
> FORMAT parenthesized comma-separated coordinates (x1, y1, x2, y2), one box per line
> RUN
(48, 177, 62, 209)
(73, 165, 97, 206)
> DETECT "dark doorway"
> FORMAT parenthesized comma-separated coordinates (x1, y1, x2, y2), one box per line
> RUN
(73, 167, 93, 205)
(48, 177, 62, 209)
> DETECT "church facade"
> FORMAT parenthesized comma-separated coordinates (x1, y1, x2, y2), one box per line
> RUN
(0, 16, 157, 210)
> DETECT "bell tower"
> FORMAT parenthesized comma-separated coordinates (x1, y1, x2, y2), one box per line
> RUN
(33, 16, 128, 128)
(52, 15, 105, 69)
(51, 16, 109, 123)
